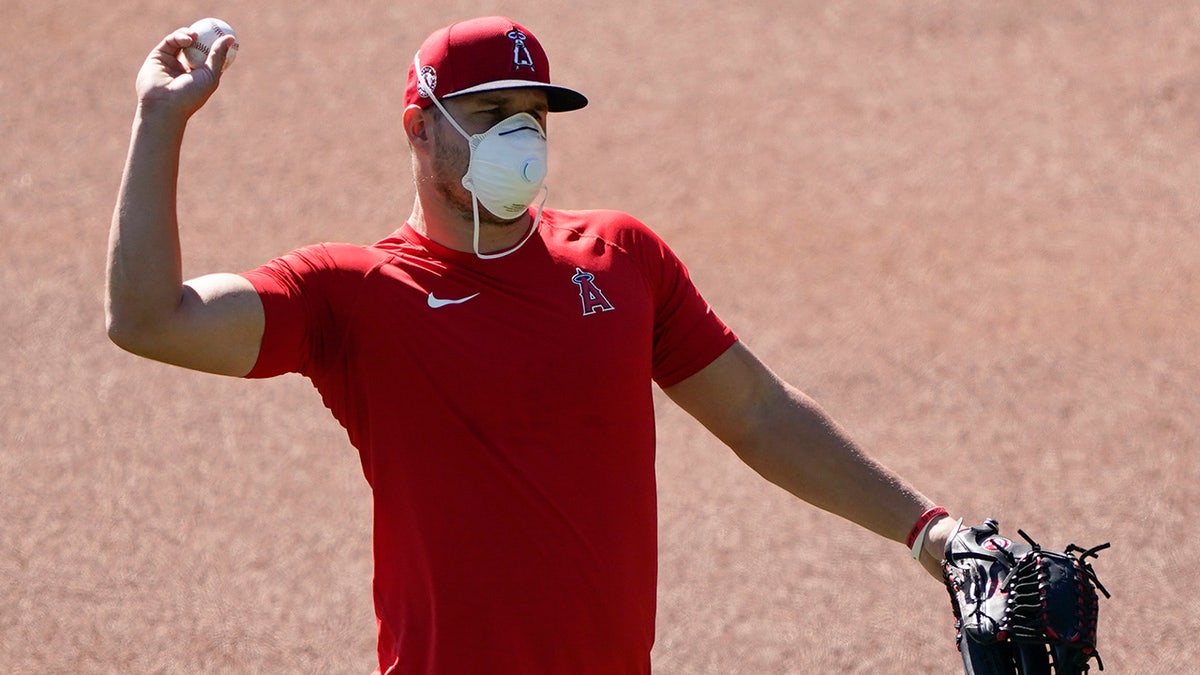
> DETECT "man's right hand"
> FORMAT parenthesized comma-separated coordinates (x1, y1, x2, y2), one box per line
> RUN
(134, 29, 236, 120)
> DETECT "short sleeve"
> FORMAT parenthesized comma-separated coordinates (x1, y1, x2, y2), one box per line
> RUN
(639, 228, 737, 388)
(238, 243, 374, 379)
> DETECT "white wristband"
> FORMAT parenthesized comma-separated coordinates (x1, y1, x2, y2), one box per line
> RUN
(911, 516, 961, 561)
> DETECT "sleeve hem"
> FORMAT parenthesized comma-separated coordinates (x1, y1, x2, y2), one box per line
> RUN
(653, 330, 738, 389)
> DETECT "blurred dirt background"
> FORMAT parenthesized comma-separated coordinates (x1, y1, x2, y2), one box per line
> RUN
(2, 1, 1196, 672)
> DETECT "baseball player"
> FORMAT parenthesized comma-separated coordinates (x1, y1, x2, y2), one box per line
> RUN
(107, 16, 960, 673)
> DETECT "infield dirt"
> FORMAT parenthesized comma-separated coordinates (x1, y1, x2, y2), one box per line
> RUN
(2, 2, 1196, 672)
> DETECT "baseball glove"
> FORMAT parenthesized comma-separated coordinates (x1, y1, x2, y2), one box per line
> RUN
(942, 519, 1111, 674)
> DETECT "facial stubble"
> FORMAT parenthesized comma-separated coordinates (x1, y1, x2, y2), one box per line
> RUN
(430, 119, 527, 228)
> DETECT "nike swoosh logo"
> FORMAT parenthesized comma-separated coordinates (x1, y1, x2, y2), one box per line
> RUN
(427, 292, 480, 308)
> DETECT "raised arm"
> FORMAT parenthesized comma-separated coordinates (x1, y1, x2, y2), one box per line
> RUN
(663, 341, 957, 578)
(106, 28, 263, 377)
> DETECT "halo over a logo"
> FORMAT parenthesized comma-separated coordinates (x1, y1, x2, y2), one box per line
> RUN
(418, 65, 438, 97)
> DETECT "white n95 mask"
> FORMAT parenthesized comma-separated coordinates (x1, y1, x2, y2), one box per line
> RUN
(415, 54, 548, 259)
(460, 112, 547, 219)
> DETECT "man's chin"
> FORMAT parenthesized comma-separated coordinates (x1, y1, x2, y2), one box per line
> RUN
(478, 210, 529, 227)
(445, 194, 527, 227)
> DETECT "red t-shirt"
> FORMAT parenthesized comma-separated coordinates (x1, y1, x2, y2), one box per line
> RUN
(240, 208, 736, 674)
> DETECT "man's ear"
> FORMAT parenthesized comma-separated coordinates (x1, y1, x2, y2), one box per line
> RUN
(403, 104, 432, 150)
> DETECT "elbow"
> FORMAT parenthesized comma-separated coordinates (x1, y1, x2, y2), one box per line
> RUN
(105, 311, 143, 354)
(105, 279, 134, 350)
(104, 278, 173, 356)
(724, 384, 820, 476)
(719, 409, 777, 470)
(727, 435, 775, 475)
(104, 302, 159, 357)
(104, 298, 126, 347)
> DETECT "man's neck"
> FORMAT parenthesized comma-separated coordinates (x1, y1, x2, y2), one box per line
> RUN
(407, 196, 533, 255)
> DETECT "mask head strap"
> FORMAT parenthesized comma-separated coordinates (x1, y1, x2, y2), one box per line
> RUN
(414, 53, 471, 139)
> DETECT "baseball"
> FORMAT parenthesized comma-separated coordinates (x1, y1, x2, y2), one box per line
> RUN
(183, 18, 238, 71)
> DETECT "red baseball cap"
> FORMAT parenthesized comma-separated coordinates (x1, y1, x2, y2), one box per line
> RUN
(405, 16, 588, 112)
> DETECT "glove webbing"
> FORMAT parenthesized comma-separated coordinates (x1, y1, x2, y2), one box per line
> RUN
(1003, 530, 1112, 671)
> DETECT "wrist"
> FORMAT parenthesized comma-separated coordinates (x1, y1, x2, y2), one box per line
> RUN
(906, 506, 947, 553)
(920, 513, 959, 563)
(134, 100, 192, 132)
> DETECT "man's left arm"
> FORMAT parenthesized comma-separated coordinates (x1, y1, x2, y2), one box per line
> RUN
(663, 340, 957, 578)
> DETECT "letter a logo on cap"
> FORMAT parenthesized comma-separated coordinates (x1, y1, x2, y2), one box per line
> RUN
(507, 29, 535, 71)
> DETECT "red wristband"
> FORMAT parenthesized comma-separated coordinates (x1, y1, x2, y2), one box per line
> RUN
(905, 506, 948, 549)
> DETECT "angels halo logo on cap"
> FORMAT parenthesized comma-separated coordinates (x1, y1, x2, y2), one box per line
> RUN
(405, 16, 588, 112)
(417, 66, 438, 96)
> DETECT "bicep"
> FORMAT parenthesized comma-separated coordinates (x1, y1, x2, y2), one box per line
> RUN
(118, 272, 265, 377)
(662, 340, 784, 449)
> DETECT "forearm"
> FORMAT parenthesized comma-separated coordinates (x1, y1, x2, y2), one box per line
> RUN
(731, 381, 958, 577)
(733, 383, 933, 544)
(106, 108, 189, 340)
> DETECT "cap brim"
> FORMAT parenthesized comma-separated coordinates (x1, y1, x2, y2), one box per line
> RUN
(442, 79, 588, 112)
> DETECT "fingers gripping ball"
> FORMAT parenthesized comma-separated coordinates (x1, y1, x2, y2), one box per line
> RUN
(183, 18, 238, 71)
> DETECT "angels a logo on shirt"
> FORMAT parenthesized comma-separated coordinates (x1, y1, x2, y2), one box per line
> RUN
(571, 267, 614, 316)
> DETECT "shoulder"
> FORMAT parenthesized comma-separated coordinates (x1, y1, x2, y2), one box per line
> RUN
(541, 208, 668, 253)
(259, 242, 394, 276)
(543, 207, 654, 234)
(242, 242, 399, 302)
